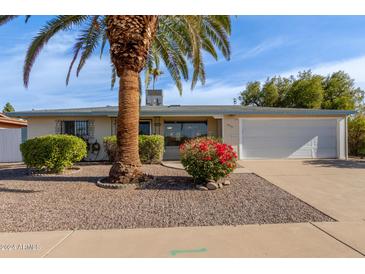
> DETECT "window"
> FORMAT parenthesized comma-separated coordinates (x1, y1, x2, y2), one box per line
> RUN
(111, 119, 151, 135)
(139, 121, 151, 135)
(164, 121, 208, 146)
(61, 120, 89, 138)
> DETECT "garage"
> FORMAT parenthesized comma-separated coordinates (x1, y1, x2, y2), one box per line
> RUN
(239, 118, 341, 159)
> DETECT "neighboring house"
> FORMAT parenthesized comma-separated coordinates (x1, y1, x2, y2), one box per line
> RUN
(0, 113, 27, 162)
(8, 91, 355, 161)
(0, 113, 27, 128)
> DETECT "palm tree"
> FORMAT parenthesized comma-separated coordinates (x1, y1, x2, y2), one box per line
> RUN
(147, 67, 164, 90)
(0, 15, 231, 184)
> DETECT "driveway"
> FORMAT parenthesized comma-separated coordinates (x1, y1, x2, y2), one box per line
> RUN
(239, 159, 365, 222)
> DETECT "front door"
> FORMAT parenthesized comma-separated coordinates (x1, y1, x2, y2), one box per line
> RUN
(164, 121, 208, 160)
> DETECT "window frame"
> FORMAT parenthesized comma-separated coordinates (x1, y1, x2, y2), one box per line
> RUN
(111, 118, 152, 136)
(139, 120, 152, 135)
(163, 121, 208, 146)
(61, 120, 89, 138)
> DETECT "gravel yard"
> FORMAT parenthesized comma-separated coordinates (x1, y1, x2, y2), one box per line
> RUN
(0, 163, 333, 232)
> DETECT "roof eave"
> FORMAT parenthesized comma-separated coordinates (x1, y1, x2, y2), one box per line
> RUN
(7, 108, 356, 118)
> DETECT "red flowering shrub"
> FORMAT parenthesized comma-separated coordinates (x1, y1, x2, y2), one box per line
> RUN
(180, 137, 238, 182)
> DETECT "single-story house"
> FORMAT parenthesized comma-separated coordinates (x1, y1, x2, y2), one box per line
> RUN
(8, 90, 355, 161)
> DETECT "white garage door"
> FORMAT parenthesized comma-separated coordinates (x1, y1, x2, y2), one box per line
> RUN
(239, 118, 338, 159)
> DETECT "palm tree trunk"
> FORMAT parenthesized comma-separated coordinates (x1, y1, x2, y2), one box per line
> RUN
(109, 70, 142, 183)
(106, 15, 158, 184)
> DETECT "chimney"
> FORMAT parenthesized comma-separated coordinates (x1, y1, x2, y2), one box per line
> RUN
(146, 89, 163, 106)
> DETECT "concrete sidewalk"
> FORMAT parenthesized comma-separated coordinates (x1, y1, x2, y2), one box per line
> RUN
(1, 222, 364, 258)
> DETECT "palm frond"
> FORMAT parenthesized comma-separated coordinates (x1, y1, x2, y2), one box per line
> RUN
(202, 16, 231, 60)
(0, 15, 17, 26)
(154, 34, 183, 94)
(99, 17, 108, 59)
(76, 16, 101, 77)
(66, 40, 83, 85)
(25, 16, 31, 23)
(111, 63, 117, 90)
(1, 15, 231, 93)
(23, 15, 89, 87)
(179, 16, 204, 89)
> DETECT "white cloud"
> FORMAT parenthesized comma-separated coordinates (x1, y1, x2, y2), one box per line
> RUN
(234, 37, 288, 61)
(156, 80, 242, 106)
(278, 54, 365, 89)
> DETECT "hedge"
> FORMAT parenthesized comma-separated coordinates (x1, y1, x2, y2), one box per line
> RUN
(103, 135, 164, 164)
(20, 134, 87, 173)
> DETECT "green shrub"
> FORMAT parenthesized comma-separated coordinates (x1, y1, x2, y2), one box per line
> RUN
(139, 135, 164, 163)
(103, 135, 117, 162)
(103, 135, 164, 164)
(348, 114, 365, 157)
(180, 137, 238, 183)
(20, 134, 87, 173)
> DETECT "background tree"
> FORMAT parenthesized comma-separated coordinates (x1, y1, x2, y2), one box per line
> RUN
(237, 81, 262, 106)
(286, 71, 324, 109)
(261, 78, 279, 107)
(2, 102, 15, 113)
(0, 15, 231, 184)
(348, 114, 365, 157)
(146, 67, 164, 90)
(322, 71, 364, 110)
(237, 70, 363, 110)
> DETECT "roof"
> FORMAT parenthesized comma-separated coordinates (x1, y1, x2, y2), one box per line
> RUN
(7, 105, 356, 118)
(0, 113, 28, 126)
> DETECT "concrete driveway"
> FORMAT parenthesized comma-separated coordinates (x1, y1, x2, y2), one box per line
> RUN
(239, 159, 365, 222)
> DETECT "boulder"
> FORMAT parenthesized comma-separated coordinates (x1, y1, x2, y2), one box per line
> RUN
(206, 181, 218, 190)
(223, 180, 231, 186)
(196, 185, 209, 191)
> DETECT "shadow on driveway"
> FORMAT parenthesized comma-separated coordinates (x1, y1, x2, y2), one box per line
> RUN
(303, 159, 365, 169)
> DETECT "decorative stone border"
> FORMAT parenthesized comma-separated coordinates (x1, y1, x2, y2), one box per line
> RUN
(195, 179, 231, 191)
(28, 167, 81, 177)
(160, 161, 185, 170)
(96, 176, 156, 189)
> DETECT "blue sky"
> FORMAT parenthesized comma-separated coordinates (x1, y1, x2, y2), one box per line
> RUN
(1, 16, 365, 111)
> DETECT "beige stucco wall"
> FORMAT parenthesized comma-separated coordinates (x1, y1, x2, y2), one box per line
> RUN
(27, 116, 113, 161)
(222, 116, 240, 153)
(26, 115, 221, 161)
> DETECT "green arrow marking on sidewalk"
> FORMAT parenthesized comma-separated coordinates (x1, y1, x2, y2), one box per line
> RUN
(170, 247, 208, 256)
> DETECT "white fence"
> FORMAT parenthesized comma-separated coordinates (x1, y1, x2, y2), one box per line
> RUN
(0, 128, 25, 162)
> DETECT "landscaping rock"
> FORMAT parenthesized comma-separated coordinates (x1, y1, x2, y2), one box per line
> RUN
(0, 163, 334, 233)
(218, 182, 223, 188)
(223, 180, 231, 186)
(206, 181, 218, 190)
(196, 185, 208, 191)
